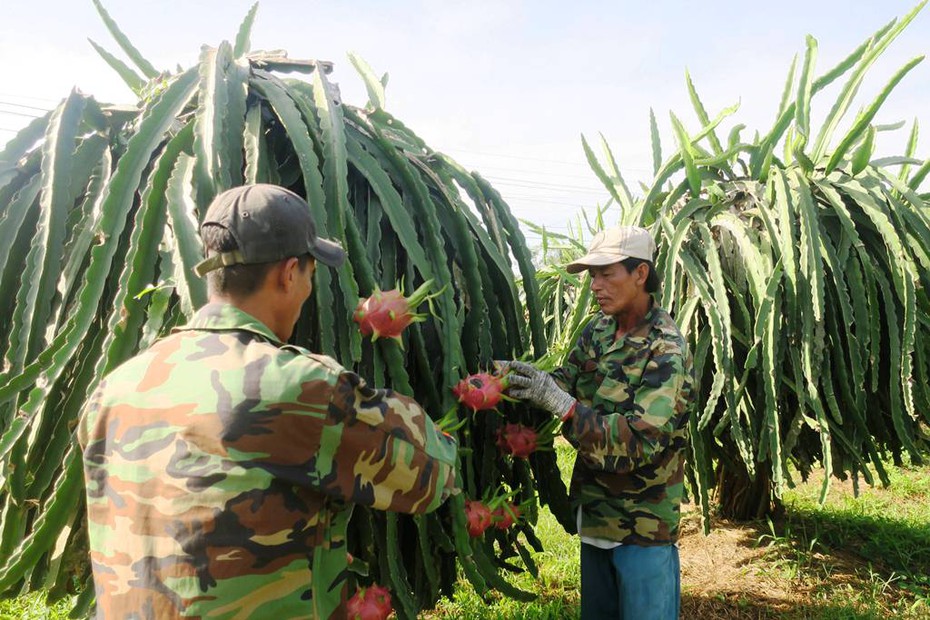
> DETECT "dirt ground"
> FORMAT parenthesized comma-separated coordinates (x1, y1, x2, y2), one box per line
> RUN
(679, 510, 804, 619)
(676, 504, 925, 619)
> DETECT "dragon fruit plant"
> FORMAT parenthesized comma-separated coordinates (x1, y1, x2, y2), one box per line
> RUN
(0, 2, 567, 616)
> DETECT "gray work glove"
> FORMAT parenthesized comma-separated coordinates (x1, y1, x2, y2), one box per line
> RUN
(501, 361, 576, 417)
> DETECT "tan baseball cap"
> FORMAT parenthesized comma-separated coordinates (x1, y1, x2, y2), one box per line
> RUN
(565, 226, 656, 274)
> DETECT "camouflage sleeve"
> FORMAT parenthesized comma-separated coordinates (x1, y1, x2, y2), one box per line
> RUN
(315, 371, 459, 514)
(76, 380, 104, 451)
(563, 339, 689, 473)
(550, 325, 590, 392)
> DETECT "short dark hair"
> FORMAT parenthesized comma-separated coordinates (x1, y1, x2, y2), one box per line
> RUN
(620, 257, 660, 293)
(201, 224, 311, 297)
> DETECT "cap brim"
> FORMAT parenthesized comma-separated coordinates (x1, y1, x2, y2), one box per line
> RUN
(565, 252, 629, 274)
(309, 236, 346, 268)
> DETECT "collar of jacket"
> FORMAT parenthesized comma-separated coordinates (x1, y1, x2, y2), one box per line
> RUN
(594, 298, 659, 355)
(173, 302, 284, 345)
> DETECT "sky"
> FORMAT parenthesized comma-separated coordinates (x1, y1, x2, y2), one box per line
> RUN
(1, 1, 928, 245)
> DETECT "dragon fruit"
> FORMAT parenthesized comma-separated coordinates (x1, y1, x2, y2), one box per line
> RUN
(464, 499, 493, 537)
(497, 423, 538, 459)
(495, 425, 511, 453)
(492, 502, 522, 530)
(347, 583, 392, 620)
(453, 372, 508, 412)
(505, 424, 538, 459)
(353, 279, 437, 342)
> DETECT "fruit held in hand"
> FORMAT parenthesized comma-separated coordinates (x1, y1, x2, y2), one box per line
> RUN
(453, 372, 508, 412)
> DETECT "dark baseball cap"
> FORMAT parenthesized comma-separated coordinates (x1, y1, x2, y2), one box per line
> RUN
(194, 184, 346, 277)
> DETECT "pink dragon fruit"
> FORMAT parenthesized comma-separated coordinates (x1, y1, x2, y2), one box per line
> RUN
(501, 423, 538, 459)
(353, 279, 436, 342)
(464, 499, 493, 537)
(492, 502, 522, 530)
(453, 372, 508, 412)
(347, 583, 392, 620)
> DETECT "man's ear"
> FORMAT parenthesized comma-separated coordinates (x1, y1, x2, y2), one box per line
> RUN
(278, 257, 301, 292)
(636, 262, 650, 286)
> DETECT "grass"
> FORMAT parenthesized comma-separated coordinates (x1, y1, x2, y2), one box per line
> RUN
(757, 462, 930, 618)
(4, 448, 929, 619)
(423, 440, 580, 619)
(680, 459, 930, 619)
(0, 590, 73, 619)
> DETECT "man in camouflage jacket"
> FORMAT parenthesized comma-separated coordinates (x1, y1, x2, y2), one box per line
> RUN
(505, 226, 693, 619)
(78, 184, 458, 619)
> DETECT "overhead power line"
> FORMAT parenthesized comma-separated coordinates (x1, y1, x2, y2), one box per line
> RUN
(483, 175, 608, 193)
(444, 147, 594, 168)
(501, 195, 600, 207)
(0, 101, 51, 113)
(444, 146, 653, 174)
(0, 109, 43, 119)
(0, 93, 61, 104)
(452, 164, 605, 183)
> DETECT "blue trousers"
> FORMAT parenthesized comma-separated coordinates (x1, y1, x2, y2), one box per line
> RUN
(580, 543, 680, 619)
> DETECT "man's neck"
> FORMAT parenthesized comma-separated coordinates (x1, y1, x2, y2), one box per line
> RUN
(210, 293, 288, 342)
(613, 294, 653, 337)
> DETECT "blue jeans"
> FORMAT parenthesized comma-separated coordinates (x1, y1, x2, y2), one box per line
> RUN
(580, 543, 680, 619)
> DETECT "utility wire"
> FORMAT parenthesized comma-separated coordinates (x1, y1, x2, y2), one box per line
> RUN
(445, 146, 653, 174)
(502, 197, 599, 208)
(483, 176, 608, 193)
(0, 101, 51, 113)
(0, 107, 637, 186)
(0, 93, 60, 103)
(456, 168, 616, 190)
(445, 162, 604, 182)
(444, 147, 595, 168)
(0, 109, 43, 119)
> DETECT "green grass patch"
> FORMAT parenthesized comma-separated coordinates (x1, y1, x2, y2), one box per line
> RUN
(749, 460, 930, 618)
(782, 462, 930, 577)
(0, 590, 73, 619)
(425, 438, 580, 619)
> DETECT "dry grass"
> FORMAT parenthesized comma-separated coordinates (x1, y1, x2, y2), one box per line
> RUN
(679, 509, 802, 618)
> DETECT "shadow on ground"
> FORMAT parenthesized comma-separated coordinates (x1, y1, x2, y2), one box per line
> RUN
(678, 502, 930, 619)
(681, 591, 904, 619)
(782, 505, 930, 577)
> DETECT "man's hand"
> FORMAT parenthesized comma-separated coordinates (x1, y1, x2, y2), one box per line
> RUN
(501, 361, 576, 418)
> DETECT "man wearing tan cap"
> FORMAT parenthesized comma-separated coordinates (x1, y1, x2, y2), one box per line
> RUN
(503, 225, 694, 619)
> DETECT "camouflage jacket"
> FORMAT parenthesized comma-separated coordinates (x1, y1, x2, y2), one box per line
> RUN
(78, 303, 458, 619)
(553, 302, 693, 545)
